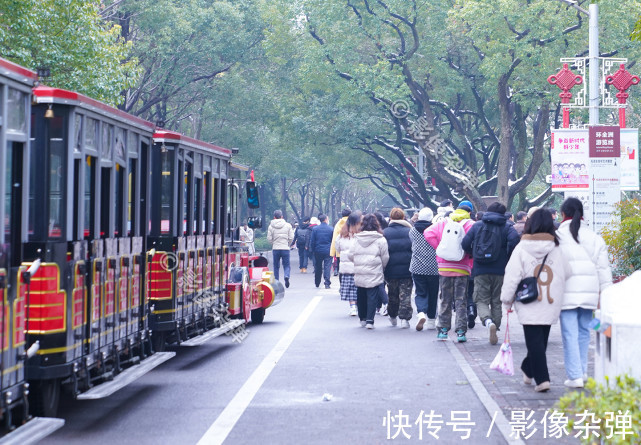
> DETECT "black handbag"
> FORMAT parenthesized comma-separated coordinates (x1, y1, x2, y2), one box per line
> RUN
(515, 254, 549, 304)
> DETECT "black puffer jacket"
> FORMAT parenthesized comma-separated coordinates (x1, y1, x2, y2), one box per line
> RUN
(383, 220, 412, 280)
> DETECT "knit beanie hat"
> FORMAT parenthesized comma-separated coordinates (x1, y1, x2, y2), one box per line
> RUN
(417, 208, 433, 222)
(458, 200, 474, 212)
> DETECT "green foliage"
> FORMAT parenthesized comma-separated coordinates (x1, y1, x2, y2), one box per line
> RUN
(557, 375, 641, 444)
(601, 198, 641, 276)
(0, 0, 139, 105)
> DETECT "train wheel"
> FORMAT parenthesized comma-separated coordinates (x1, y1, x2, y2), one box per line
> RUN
(251, 308, 265, 324)
(30, 378, 61, 417)
(152, 331, 167, 352)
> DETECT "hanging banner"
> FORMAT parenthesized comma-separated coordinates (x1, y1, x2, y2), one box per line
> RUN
(589, 126, 620, 158)
(589, 126, 621, 234)
(620, 128, 639, 191)
(551, 129, 590, 191)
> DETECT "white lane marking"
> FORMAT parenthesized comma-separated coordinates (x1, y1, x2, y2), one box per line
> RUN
(198, 295, 323, 445)
(445, 341, 524, 445)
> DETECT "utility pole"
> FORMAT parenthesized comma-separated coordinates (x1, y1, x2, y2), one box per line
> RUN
(589, 3, 599, 125)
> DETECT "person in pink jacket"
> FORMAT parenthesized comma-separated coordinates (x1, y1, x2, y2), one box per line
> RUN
(424, 201, 475, 342)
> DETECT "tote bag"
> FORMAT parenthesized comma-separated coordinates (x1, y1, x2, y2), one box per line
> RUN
(489, 312, 514, 376)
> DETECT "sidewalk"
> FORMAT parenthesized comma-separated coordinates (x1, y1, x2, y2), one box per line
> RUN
(456, 307, 589, 444)
(275, 249, 588, 444)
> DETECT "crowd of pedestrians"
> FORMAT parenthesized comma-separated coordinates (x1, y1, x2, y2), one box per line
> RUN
(267, 196, 612, 393)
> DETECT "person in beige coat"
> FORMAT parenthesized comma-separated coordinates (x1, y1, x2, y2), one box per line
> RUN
(501, 209, 571, 393)
(267, 210, 294, 287)
(330, 208, 351, 276)
(347, 214, 389, 329)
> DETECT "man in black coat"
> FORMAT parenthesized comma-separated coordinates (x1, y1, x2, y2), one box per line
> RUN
(462, 202, 520, 345)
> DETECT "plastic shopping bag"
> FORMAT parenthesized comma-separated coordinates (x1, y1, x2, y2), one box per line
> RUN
(490, 342, 514, 376)
(489, 311, 514, 376)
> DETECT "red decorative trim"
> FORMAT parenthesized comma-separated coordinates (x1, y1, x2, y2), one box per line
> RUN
(33, 86, 155, 130)
(0, 57, 37, 81)
(154, 130, 232, 156)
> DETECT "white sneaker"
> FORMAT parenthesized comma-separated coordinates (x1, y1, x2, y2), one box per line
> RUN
(389, 317, 397, 327)
(416, 313, 427, 331)
(400, 319, 410, 329)
(349, 306, 358, 316)
(360, 320, 366, 327)
(380, 304, 388, 316)
(488, 322, 498, 345)
(564, 378, 584, 388)
(426, 319, 436, 330)
(365, 323, 374, 329)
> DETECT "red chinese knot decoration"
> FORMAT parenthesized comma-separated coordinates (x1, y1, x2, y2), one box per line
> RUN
(606, 64, 640, 128)
(548, 64, 583, 128)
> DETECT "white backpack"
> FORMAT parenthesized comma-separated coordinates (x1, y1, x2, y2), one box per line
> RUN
(436, 219, 465, 261)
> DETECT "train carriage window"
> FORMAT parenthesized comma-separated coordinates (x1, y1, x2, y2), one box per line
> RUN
(85, 118, 98, 149)
(6, 141, 24, 265)
(48, 116, 65, 239)
(84, 157, 95, 239)
(214, 176, 219, 234)
(115, 165, 124, 237)
(194, 176, 202, 235)
(7, 88, 26, 133)
(74, 114, 83, 153)
(160, 150, 172, 235)
(5, 142, 13, 240)
(100, 167, 111, 238)
(128, 159, 137, 236)
(183, 162, 193, 236)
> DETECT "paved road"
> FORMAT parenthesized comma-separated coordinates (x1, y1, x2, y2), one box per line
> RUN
(45, 251, 587, 444)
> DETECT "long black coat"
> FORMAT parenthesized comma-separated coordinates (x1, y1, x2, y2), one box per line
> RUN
(383, 221, 412, 280)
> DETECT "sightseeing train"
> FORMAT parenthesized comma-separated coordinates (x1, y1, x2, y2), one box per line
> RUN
(0, 57, 283, 438)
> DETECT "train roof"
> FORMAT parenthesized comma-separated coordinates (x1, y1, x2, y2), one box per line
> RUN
(153, 129, 231, 158)
(0, 57, 38, 84)
(33, 86, 155, 133)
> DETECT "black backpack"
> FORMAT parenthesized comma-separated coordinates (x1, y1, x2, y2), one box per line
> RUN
(472, 222, 503, 264)
(296, 227, 310, 246)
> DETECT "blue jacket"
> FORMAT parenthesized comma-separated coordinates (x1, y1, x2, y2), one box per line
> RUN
(310, 222, 334, 255)
(383, 221, 412, 280)
(461, 211, 520, 276)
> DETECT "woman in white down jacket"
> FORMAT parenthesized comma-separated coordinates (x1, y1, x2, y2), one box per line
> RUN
(501, 209, 571, 393)
(334, 211, 363, 317)
(557, 197, 612, 388)
(347, 214, 389, 329)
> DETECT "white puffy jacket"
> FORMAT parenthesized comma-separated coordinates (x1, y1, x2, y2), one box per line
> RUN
(557, 220, 612, 310)
(334, 235, 355, 275)
(267, 218, 294, 250)
(347, 231, 389, 288)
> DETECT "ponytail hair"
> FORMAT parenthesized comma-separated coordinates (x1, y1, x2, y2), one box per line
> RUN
(560, 197, 583, 243)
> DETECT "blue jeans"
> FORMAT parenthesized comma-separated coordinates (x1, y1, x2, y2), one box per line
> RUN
(560, 308, 593, 380)
(413, 274, 439, 319)
(297, 245, 309, 269)
(272, 249, 290, 281)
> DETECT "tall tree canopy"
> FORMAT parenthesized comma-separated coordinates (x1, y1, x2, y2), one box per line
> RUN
(0, 0, 138, 105)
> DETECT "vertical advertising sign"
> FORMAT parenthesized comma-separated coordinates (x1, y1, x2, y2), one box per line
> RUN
(589, 126, 621, 234)
(550, 129, 590, 191)
(620, 128, 640, 191)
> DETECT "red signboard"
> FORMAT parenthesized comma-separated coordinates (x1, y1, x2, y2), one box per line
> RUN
(589, 126, 620, 158)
